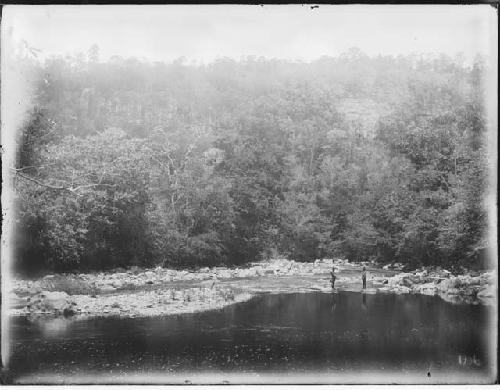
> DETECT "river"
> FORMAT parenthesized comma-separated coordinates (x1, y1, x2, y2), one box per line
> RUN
(4, 290, 495, 384)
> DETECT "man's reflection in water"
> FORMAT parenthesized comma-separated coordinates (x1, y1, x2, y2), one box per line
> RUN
(360, 292, 369, 345)
(331, 292, 337, 312)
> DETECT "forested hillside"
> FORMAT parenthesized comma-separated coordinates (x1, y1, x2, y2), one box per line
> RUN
(12, 47, 491, 274)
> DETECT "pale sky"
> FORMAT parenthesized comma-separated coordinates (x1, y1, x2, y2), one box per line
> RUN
(2, 4, 498, 64)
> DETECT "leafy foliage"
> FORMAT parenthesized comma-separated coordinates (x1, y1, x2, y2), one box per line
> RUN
(12, 48, 492, 274)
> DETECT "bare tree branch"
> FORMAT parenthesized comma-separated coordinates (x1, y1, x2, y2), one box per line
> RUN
(68, 183, 115, 192)
(13, 163, 58, 172)
(11, 169, 67, 191)
(11, 168, 116, 195)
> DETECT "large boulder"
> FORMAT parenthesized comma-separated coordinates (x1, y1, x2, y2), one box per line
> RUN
(437, 277, 462, 292)
(437, 278, 451, 291)
(387, 276, 401, 287)
(28, 291, 77, 315)
(29, 285, 43, 296)
(111, 280, 125, 289)
(388, 273, 411, 287)
(416, 269, 429, 277)
(469, 276, 482, 286)
(217, 270, 232, 279)
(479, 272, 495, 285)
(401, 277, 415, 288)
(414, 283, 438, 296)
(253, 266, 264, 276)
(100, 285, 117, 293)
(445, 288, 461, 296)
(394, 286, 411, 294)
(477, 285, 496, 298)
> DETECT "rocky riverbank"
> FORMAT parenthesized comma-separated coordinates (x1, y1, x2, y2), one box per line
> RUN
(7, 258, 496, 319)
(8, 258, 348, 318)
(378, 267, 497, 305)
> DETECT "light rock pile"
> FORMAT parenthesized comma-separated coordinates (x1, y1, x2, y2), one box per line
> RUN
(381, 269, 496, 304)
(12, 286, 253, 318)
(9, 259, 495, 319)
(9, 258, 352, 318)
(26, 291, 78, 316)
(11, 258, 350, 297)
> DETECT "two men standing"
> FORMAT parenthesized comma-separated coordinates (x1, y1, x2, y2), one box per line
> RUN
(330, 265, 368, 290)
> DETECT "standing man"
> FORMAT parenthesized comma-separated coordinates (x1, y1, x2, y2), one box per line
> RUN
(362, 266, 367, 290)
(330, 266, 337, 289)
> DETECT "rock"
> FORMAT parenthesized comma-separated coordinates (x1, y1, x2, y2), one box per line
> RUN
(100, 285, 117, 293)
(28, 291, 77, 315)
(218, 270, 231, 279)
(63, 306, 77, 316)
(437, 278, 457, 292)
(146, 281, 154, 285)
(464, 285, 482, 297)
(414, 283, 437, 296)
(394, 286, 411, 294)
(451, 277, 464, 288)
(112, 280, 125, 289)
(401, 277, 414, 288)
(478, 286, 496, 298)
(41, 291, 69, 310)
(387, 277, 400, 287)
(253, 266, 264, 276)
(239, 269, 253, 278)
(30, 286, 43, 295)
(446, 288, 461, 296)
(458, 275, 472, 286)
(480, 271, 495, 282)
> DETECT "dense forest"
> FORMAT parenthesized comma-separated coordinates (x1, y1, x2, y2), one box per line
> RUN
(12, 46, 492, 274)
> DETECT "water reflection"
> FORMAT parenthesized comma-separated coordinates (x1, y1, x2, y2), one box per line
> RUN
(7, 291, 493, 382)
(38, 317, 72, 339)
(330, 292, 337, 312)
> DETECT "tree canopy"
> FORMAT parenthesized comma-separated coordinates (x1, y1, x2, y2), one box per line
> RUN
(12, 47, 493, 274)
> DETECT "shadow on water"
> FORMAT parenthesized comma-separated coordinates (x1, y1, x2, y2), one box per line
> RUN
(5, 291, 494, 382)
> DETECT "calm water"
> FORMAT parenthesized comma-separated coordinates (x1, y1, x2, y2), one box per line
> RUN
(4, 291, 495, 384)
